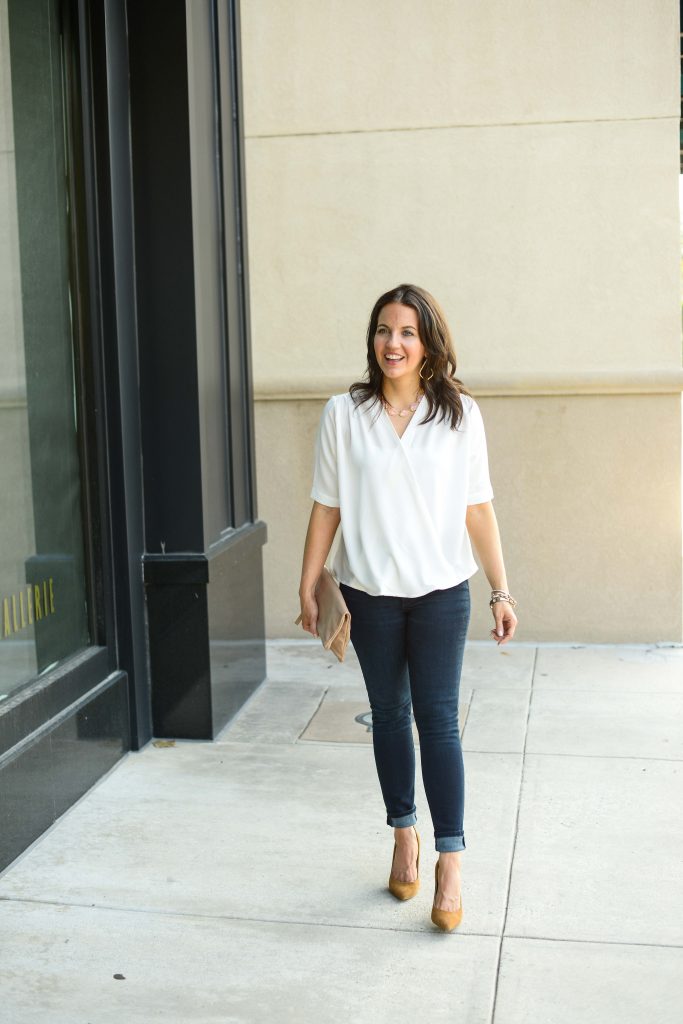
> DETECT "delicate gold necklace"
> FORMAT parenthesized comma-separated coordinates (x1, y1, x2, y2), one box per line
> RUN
(381, 387, 424, 418)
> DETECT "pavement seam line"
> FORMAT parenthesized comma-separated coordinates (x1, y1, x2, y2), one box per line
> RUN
(1, 896, 681, 949)
(489, 645, 539, 1023)
(296, 684, 332, 741)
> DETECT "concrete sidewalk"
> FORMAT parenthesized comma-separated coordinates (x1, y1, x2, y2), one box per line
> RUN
(1, 640, 682, 1023)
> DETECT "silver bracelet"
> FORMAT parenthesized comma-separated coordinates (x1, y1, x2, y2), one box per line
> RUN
(490, 590, 518, 610)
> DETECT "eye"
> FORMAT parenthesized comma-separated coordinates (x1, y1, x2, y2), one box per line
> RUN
(402, 329, 415, 337)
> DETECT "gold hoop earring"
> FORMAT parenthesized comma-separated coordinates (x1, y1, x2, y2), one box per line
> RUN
(419, 359, 434, 381)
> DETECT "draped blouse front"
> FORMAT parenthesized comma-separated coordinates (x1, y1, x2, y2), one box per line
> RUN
(310, 390, 495, 598)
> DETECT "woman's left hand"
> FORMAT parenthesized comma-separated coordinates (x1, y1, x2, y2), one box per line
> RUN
(490, 601, 517, 645)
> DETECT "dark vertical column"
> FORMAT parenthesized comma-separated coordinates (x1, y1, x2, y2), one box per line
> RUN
(127, 0, 211, 737)
(187, 0, 233, 546)
(128, 0, 266, 738)
(127, 0, 204, 555)
(81, 0, 153, 746)
(215, 0, 258, 527)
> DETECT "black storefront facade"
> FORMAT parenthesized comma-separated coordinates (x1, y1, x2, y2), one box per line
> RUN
(0, 0, 266, 871)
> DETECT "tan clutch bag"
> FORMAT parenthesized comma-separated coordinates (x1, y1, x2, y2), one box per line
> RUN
(294, 566, 351, 663)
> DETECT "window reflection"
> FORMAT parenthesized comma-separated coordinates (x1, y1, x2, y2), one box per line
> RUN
(0, 0, 90, 702)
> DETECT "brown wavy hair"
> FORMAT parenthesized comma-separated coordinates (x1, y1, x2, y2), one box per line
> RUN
(349, 283, 471, 431)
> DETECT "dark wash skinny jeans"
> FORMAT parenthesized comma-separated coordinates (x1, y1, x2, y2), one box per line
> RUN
(339, 578, 470, 853)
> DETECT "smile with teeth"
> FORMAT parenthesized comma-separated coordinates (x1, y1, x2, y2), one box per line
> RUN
(385, 354, 404, 361)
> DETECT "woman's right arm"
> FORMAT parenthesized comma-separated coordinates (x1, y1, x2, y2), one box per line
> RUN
(298, 501, 341, 636)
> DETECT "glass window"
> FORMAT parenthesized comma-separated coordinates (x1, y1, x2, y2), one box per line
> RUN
(0, 0, 90, 702)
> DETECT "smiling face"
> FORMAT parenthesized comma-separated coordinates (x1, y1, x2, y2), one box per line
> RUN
(373, 303, 426, 386)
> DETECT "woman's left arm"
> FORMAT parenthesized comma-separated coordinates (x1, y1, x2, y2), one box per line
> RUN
(465, 501, 518, 645)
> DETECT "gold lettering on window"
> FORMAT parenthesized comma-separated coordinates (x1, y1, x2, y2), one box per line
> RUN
(0, 578, 57, 637)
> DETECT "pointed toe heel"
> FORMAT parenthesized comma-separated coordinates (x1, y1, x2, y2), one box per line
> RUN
(388, 827, 420, 901)
(431, 860, 463, 932)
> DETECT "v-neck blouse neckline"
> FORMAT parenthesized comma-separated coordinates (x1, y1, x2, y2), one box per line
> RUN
(382, 393, 425, 444)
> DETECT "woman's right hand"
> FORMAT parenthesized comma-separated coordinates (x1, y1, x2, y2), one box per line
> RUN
(298, 592, 319, 637)
(298, 503, 341, 638)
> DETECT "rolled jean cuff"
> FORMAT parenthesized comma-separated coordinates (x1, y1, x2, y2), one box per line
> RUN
(435, 834, 466, 853)
(387, 811, 417, 828)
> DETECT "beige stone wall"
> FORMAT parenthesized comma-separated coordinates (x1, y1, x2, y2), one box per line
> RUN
(241, 1, 683, 641)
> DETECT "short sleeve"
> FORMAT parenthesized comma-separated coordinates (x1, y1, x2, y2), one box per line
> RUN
(467, 399, 494, 504)
(310, 396, 340, 507)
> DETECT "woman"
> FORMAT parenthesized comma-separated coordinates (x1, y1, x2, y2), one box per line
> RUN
(298, 283, 517, 932)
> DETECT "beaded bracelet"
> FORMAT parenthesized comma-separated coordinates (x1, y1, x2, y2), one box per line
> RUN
(490, 590, 518, 610)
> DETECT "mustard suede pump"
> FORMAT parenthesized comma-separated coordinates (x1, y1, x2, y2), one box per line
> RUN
(388, 826, 420, 900)
(431, 859, 463, 932)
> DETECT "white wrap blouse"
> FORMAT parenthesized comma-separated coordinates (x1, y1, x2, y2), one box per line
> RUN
(310, 390, 494, 597)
